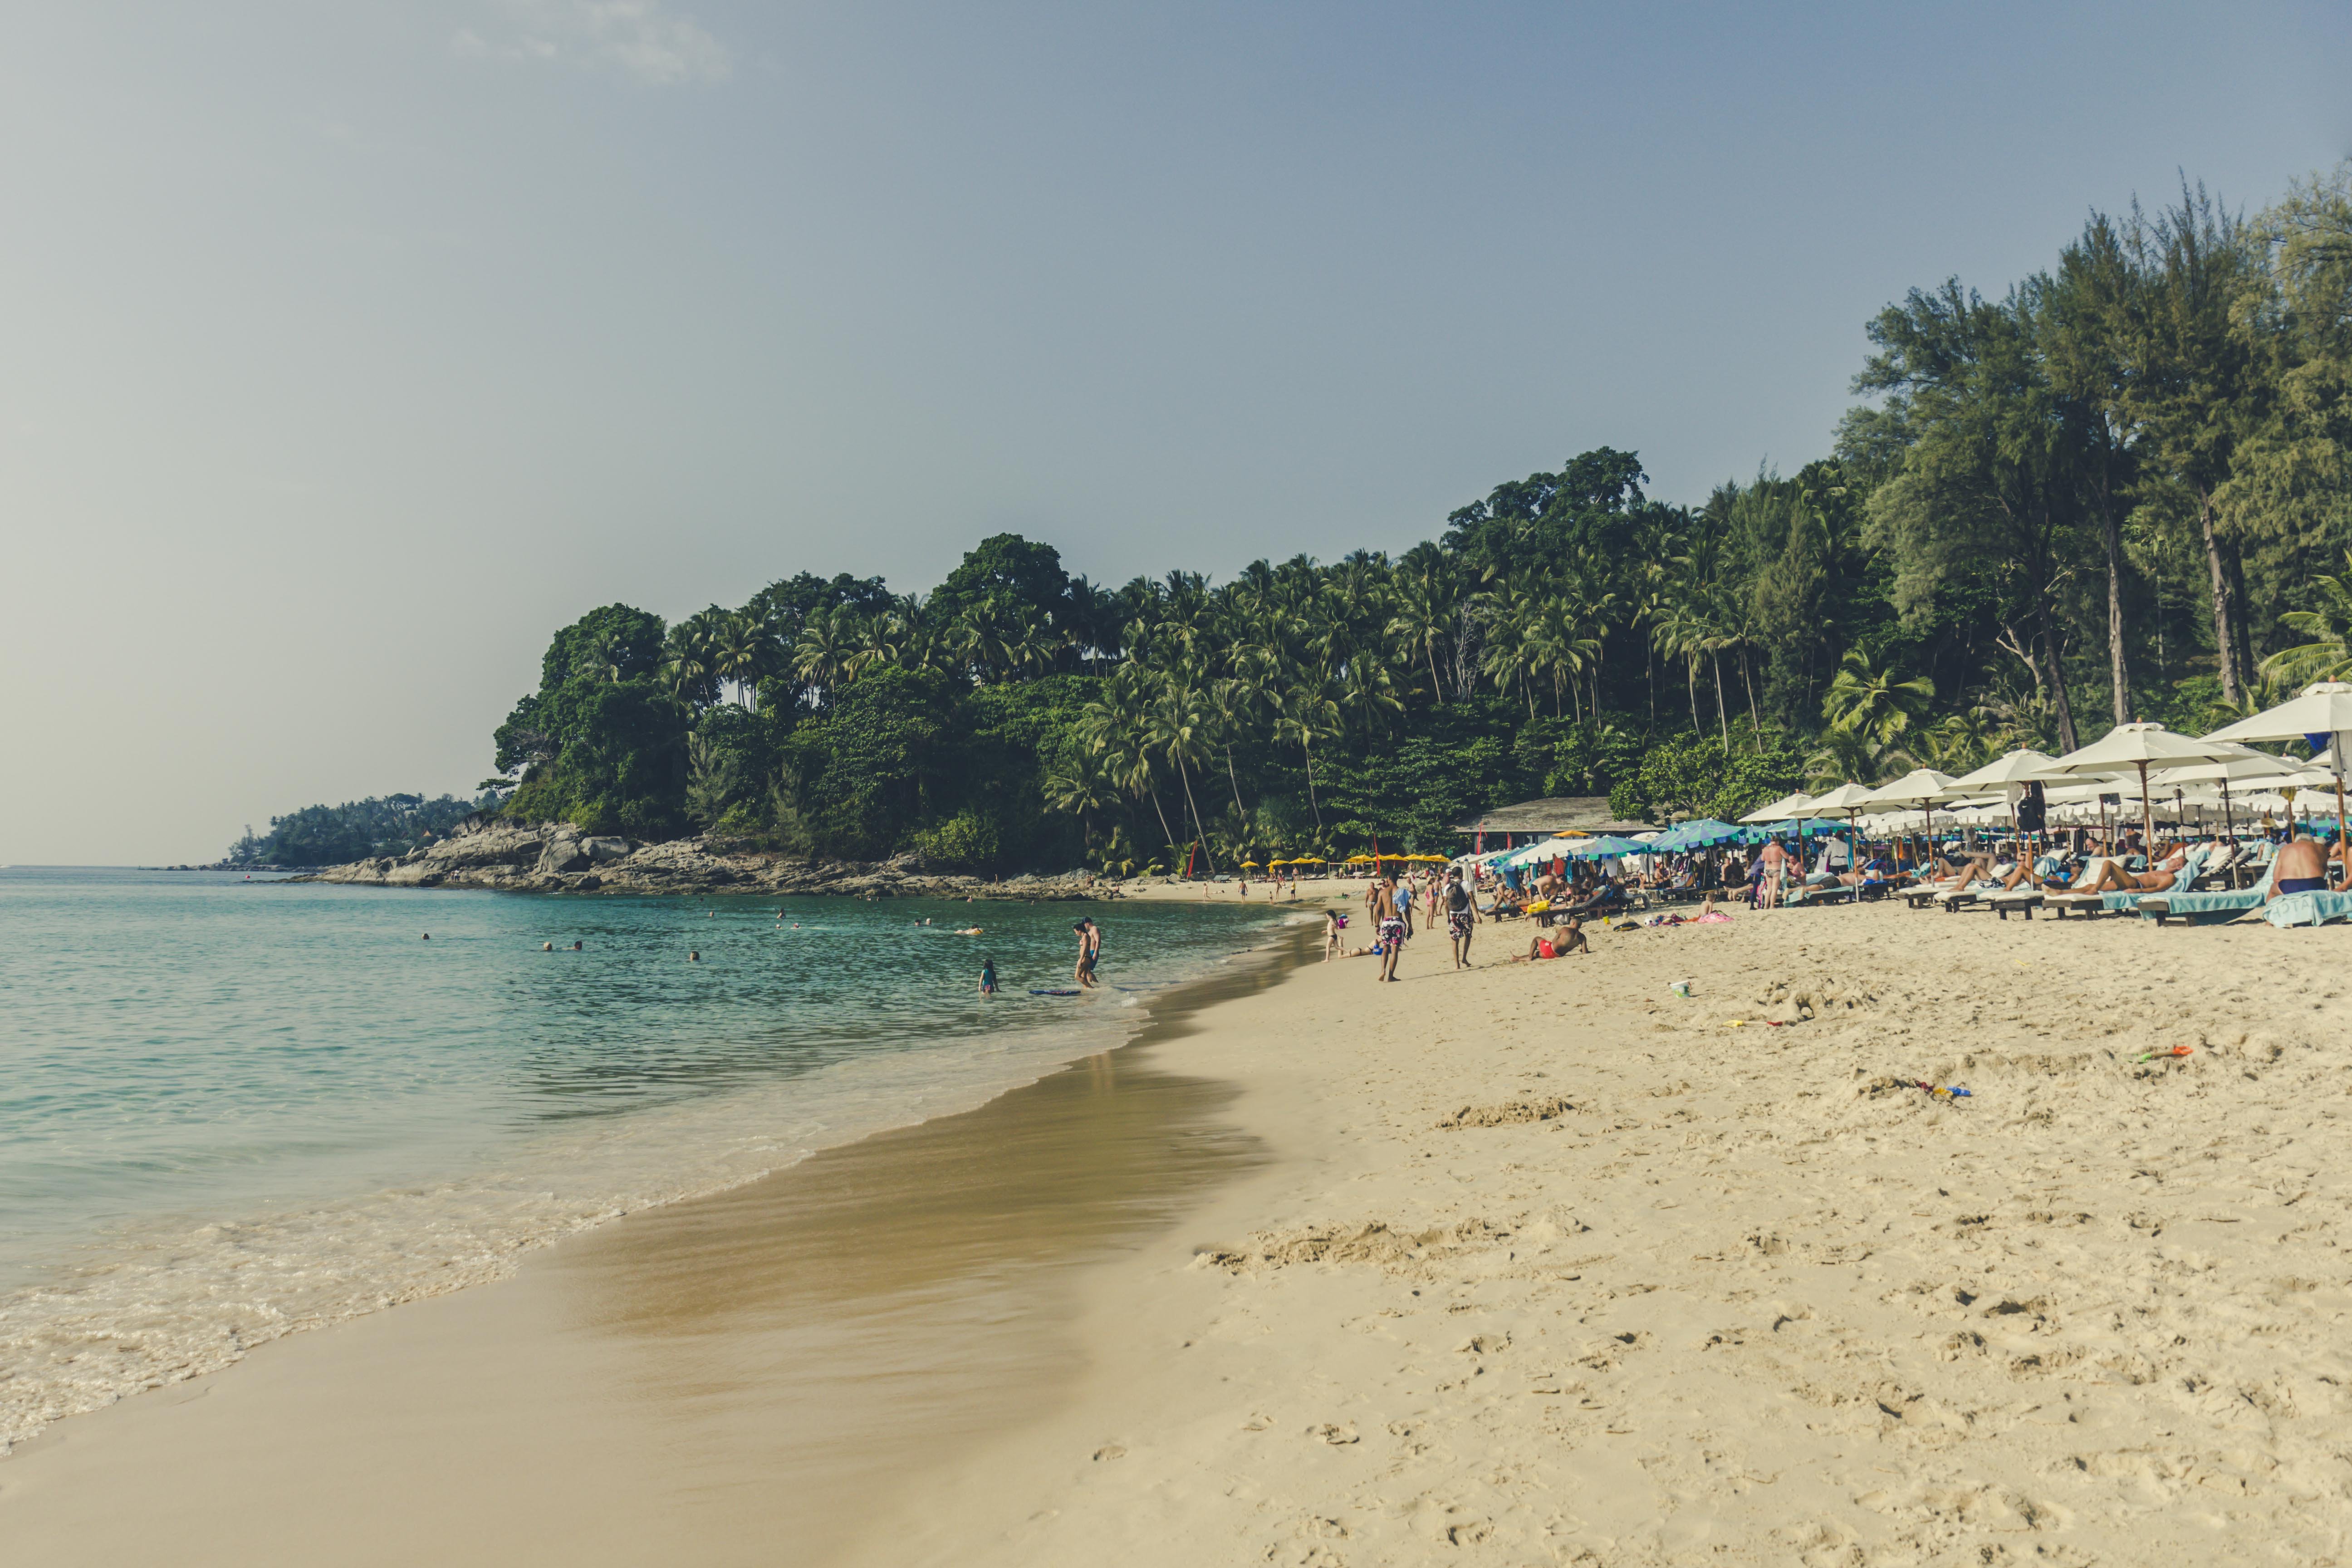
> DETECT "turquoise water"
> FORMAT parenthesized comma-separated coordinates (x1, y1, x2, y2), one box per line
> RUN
(0, 868, 1289, 1447)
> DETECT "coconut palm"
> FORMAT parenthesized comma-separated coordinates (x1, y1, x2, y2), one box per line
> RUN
(1146, 678, 1219, 873)
(2261, 550, 2352, 686)
(792, 606, 860, 700)
(1272, 674, 1343, 831)
(1821, 647, 1936, 744)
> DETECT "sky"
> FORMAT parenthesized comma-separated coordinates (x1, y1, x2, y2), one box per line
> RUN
(3, 1, 2348, 865)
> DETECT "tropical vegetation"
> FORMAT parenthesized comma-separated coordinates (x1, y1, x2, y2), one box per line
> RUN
(288, 165, 2352, 877)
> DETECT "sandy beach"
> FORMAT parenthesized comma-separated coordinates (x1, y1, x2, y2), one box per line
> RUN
(8, 897, 2351, 1564)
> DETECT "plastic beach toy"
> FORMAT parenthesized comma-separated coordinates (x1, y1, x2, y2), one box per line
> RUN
(2132, 1046, 2194, 1063)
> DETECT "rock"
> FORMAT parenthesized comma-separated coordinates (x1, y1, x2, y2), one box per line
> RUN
(538, 840, 592, 875)
(583, 837, 630, 865)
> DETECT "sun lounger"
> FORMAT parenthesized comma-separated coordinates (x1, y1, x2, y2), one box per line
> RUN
(2138, 862, 2276, 926)
(1989, 890, 2042, 920)
(2261, 889, 2352, 929)
(1934, 887, 1983, 911)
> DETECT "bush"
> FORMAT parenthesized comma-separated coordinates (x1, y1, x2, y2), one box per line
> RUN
(908, 808, 1003, 872)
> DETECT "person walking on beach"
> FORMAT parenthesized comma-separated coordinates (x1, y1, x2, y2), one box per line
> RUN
(1444, 867, 1478, 969)
(1758, 837, 1788, 910)
(1372, 878, 1405, 983)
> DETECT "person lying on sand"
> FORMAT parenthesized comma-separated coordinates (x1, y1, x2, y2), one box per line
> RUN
(1517, 916, 1588, 960)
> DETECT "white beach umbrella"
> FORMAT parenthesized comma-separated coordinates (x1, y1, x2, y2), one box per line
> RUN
(1945, 749, 2062, 791)
(1944, 750, 2064, 841)
(2204, 682, 2352, 846)
(2150, 742, 2310, 838)
(1857, 767, 1961, 854)
(1739, 790, 1815, 825)
(2031, 722, 2239, 852)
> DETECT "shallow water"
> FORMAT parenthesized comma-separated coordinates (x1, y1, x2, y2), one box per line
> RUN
(0, 867, 1289, 1447)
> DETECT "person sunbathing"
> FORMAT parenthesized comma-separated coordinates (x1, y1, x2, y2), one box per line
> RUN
(1517, 916, 1588, 960)
(2266, 833, 2330, 900)
(2073, 841, 2191, 894)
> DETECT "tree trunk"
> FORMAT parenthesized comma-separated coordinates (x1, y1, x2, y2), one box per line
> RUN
(1710, 652, 1730, 748)
(2038, 610, 2080, 754)
(1175, 756, 1216, 872)
(1147, 786, 1178, 859)
(1303, 745, 1323, 829)
(1686, 660, 1700, 732)
(2197, 486, 2241, 705)
(1427, 644, 1444, 705)
(2097, 489, 2132, 725)
(1741, 650, 1762, 738)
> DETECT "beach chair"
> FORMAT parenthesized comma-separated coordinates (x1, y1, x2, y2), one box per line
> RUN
(2138, 860, 2275, 926)
(2261, 889, 2352, 929)
(2048, 847, 2210, 919)
(1988, 890, 2043, 920)
(2187, 841, 2240, 891)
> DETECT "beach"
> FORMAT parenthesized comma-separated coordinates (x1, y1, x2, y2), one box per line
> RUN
(7, 896, 2351, 1563)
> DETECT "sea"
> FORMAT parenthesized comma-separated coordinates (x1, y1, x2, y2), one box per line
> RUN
(0, 867, 1295, 1450)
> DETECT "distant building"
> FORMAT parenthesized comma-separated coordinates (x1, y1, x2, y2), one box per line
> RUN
(1450, 796, 1650, 844)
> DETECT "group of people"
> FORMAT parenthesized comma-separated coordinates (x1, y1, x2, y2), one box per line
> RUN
(1319, 861, 1594, 978)
(975, 915, 1102, 997)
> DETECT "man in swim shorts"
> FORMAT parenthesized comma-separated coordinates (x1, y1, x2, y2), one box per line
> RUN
(1372, 879, 1405, 983)
(2268, 832, 2331, 899)
(1444, 868, 1478, 969)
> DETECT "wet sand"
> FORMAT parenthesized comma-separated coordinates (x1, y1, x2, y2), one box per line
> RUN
(0, 945, 1298, 1565)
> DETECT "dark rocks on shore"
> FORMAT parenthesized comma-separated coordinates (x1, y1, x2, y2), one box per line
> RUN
(293, 817, 1114, 901)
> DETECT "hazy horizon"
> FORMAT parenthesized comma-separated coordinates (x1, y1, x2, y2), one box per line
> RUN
(4, 2, 2347, 864)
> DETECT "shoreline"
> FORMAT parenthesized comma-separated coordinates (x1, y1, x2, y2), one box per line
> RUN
(842, 901, 2352, 1565)
(13, 898, 2335, 1561)
(0, 922, 1322, 1562)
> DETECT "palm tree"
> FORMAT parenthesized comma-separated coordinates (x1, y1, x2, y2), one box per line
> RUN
(2261, 550, 2352, 686)
(793, 606, 859, 701)
(1147, 678, 1219, 873)
(1079, 671, 1181, 858)
(1385, 544, 1460, 702)
(712, 612, 771, 709)
(1205, 675, 1263, 821)
(1821, 647, 1935, 745)
(1042, 750, 1111, 852)
(1273, 675, 1342, 831)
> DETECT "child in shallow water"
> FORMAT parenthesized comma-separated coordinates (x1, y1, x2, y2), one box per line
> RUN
(979, 958, 998, 996)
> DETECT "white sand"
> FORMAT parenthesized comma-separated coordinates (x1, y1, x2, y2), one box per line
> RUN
(847, 901, 2352, 1566)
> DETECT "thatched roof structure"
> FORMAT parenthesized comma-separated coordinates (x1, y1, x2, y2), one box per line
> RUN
(1449, 796, 1651, 838)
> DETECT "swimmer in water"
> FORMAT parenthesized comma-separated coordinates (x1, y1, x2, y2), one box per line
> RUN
(689, 950, 700, 962)
(956, 926, 983, 936)
(542, 941, 554, 952)
(421, 932, 430, 941)
(571, 940, 583, 951)
(979, 957, 998, 996)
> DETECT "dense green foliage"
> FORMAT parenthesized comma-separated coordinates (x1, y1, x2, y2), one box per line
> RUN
(475, 165, 2352, 874)
(226, 793, 498, 867)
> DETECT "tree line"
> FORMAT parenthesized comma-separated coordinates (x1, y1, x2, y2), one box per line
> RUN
(427, 164, 2352, 878)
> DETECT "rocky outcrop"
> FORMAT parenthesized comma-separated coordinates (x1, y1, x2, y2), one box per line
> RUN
(301, 816, 1111, 901)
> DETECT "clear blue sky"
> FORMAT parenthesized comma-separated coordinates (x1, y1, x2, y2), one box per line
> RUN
(4, 1, 2347, 862)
